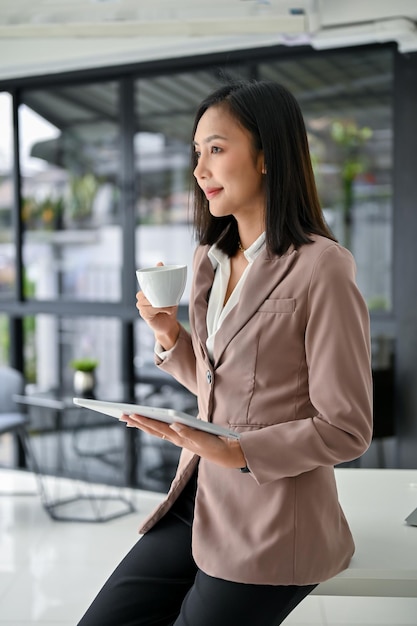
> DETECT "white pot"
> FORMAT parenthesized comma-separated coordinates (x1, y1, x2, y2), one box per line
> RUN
(73, 370, 95, 395)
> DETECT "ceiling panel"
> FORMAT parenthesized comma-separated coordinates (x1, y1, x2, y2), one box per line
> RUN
(0, 1, 414, 81)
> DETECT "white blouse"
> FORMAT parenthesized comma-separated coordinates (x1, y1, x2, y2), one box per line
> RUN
(156, 232, 265, 361)
(205, 232, 265, 360)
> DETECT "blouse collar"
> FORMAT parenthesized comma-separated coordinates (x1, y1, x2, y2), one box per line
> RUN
(208, 232, 266, 269)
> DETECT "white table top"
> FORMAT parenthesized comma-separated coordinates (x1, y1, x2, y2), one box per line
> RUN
(314, 468, 417, 597)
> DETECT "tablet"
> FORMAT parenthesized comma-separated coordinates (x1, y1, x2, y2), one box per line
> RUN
(73, 397, 240, 440)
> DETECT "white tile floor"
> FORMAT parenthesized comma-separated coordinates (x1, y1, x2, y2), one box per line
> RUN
(0, 468, 416, 626)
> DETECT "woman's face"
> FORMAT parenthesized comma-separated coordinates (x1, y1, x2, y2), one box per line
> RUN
(193, 105, 265, 223)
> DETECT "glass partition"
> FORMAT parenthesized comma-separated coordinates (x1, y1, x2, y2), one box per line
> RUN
(19, 83, 122, 302)
(2, 45, 396, 482)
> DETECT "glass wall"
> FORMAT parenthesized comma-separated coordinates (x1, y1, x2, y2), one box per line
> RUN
(1, 44, 394, 486)
(19, 83, 122, 303)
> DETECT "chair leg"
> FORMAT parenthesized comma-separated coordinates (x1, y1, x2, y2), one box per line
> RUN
(17, 428, 53, 505)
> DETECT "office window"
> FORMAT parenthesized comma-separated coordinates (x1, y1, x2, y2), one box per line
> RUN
(19, 83, 122, 302)
(3, 51, 394, 390)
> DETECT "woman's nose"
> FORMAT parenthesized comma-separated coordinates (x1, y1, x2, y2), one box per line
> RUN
(193, 157, 207, 180)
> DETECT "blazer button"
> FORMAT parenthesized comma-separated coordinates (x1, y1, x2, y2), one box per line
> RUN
(206, 370, 212, 384)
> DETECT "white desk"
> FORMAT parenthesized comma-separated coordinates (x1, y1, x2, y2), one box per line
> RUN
(313, 468, 417, 597)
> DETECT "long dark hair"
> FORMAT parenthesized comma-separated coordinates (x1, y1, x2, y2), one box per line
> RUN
(191, 80, 336, 256)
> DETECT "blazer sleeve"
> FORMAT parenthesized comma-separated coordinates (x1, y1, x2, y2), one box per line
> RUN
(240, 244, 373, 484)
(155, 324, 198, 396)
(154, 245, 208, 397)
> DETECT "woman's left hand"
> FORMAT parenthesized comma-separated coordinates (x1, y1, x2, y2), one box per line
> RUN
(119, 414, 246, 470)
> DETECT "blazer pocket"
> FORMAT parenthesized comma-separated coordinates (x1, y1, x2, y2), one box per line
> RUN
(258, 298, 295, 314)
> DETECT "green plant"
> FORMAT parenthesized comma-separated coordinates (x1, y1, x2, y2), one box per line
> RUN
(68, 173, 99, 222)
(330, 120, 373, 250)
(23, 271, 37, 382)
(21, 195, 64, 230)
(367, 296, 389, 311)
(70, 358, 98, 372)
(0, 315, 9, 366)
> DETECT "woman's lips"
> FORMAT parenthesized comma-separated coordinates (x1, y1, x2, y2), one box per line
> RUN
(205, 187, 223, 200)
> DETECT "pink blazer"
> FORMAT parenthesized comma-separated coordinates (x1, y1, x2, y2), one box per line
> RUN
(139, 235, 373, 586)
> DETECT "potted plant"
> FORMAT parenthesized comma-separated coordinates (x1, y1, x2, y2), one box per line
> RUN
(70, 358, 98, 396)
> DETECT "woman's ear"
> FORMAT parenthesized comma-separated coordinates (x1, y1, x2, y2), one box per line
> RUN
(257, 152, 266, 175)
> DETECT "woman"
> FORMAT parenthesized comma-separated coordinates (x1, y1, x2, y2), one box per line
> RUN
(78, 80, 373, 626)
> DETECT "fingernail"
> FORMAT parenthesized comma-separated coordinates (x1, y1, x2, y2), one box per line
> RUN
(170, 423, 183, 433)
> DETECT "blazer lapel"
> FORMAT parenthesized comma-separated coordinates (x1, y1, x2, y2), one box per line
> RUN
(212, 247, 297, 366)
(191, 248, 214, 354)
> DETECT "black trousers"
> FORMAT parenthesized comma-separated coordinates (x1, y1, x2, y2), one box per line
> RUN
(77, 511, 316, 626)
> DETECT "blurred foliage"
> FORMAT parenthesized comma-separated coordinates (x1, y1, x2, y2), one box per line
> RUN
(67, 173, 99, 222)
(21, 173, 100, 230)
(331, 120, 373, 183)
(23, 272, 37, 383)
(367, 296, 389, 311)
(330, 120, 373, 250)
(70, 358, 98, 372)
(0, 315, 9, 366)
(21, 195, 64, 230)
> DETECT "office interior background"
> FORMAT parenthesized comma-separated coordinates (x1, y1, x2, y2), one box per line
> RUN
(1, 0, 417, 489)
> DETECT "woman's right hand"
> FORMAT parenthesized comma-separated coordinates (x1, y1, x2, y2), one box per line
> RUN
(136, 290, 180, 351)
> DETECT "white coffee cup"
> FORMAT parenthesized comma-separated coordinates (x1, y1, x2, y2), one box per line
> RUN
(136, 264, 187, 308)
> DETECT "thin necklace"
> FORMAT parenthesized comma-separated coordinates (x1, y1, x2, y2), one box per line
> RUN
(238, 240, 246, 253)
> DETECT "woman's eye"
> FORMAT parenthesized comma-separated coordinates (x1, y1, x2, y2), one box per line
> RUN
(211, 146, 222, 154)
(194, 151, 201, 159)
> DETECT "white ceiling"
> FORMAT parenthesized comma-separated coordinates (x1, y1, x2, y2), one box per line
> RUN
(0, 0, 416, 82)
